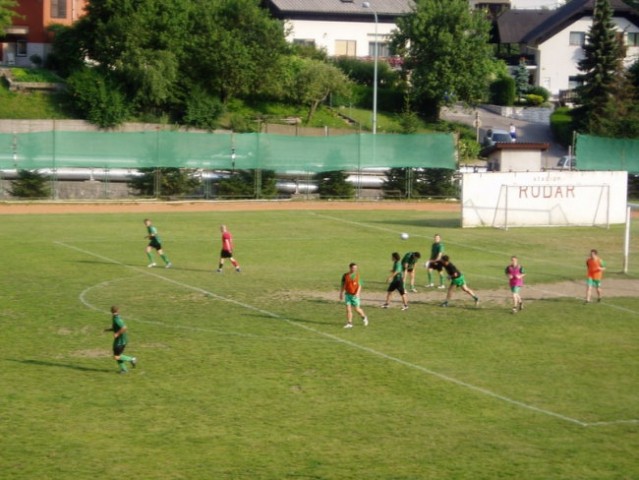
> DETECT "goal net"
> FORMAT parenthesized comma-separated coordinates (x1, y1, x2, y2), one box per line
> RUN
(461, 171, 628, 229)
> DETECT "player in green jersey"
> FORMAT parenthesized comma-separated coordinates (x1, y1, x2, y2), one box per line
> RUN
(382, 252, 409, 310)
(426, 234, 445, 288)
(401, 251, 421, 292)
(105, 306, 137, 374)
(144, 218, 172, 268)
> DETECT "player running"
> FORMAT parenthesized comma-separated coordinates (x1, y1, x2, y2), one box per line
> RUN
(144, 218, 172, 268)
(439, 255, 479, 307)
(505, 256, 526, 313)
(217, 225, 241, 273)
(339, 263, 368, 328)
(105, 306, 137, 374)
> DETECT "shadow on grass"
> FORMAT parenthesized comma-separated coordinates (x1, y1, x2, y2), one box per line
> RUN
(7, 358, 113, 374)
(371, 217, 461, 229)
(74, 259, 213, 273)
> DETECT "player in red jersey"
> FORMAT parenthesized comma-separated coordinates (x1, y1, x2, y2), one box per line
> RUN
(217, 225, 241, 273)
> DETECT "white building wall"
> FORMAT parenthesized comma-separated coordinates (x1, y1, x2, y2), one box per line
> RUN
(536, 16, 639, 95)
(284, 19, 397, 57)
(511, 0, 563, 9)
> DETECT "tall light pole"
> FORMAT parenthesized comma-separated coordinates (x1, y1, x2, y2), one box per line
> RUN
(362, 1, 378, 135)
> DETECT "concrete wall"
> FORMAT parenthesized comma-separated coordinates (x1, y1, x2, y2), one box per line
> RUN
(462, 170, 628, 228)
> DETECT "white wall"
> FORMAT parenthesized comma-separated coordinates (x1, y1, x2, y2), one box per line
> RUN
(511, 0, 562, 9)
(284, 19, 397, 57)
(536, 16, 639, 94)
(462, 171, 628, 227)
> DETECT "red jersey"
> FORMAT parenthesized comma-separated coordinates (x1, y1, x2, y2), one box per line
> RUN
(221, 231, 233, 252)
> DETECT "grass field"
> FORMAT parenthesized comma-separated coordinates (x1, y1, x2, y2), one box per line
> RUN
(1, 207, 638, 480)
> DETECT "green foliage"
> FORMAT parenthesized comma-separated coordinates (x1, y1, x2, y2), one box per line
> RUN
(414, 168, 458, 197)
(65, 68, 129, 128)
(128, 168, 201, 197)
(393, 0, 495, 120)
(332, 57, 400, 88)
(550, 107, 576, 147)
(0, 0, 19, 34)
(458, 137, 481, 162)
(182, 87, 225, 131)
(524, 94, 544, 106)
(46, 24, 86, 77)
(382, 168, 412, 198)
(8, 67, 62, 83)
(514, 59, 530, 99)
(315, 170, 354, 199)
(527, 85, 551, 102)
(576, 0, 627, 133)
(489, 74, 516, 106)
(9, 169, 50, 198)
(215, 170, 277, 198)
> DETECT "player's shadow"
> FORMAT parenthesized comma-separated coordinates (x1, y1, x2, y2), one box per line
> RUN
(373, 218, 460, 229)
(73, 259, 213, 273)
(7, 358, 113, 374)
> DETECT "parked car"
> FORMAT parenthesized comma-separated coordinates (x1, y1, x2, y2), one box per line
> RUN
(483, 129, 513, 147)
(557, 155, 576, 169)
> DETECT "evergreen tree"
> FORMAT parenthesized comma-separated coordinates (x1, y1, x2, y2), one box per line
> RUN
(315, 171, 354, 199)
(576, 0, 626, 133)
(514, 59, 530, 100)
(10, 170, 50, 198)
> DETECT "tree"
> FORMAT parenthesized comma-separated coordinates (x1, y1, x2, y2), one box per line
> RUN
(514, 59, 530, 100)
(315, 171, 354, 199)
(10, 170, 50, 198)
(575, 0, 626, 133)
(128, 168, 201, 197)
(280, 56, 353, 124)
(392, 0, 495, 120)
(0, 0, 19, 34)
(215, 170, 277, 199)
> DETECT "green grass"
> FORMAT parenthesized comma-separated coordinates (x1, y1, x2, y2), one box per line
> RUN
(0, 79, 69, 120)
(1, 208, 638, 479)
(8, 67, 63, 83)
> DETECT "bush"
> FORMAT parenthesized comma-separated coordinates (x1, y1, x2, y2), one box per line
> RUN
(10, 170, 50, 198)
(216, 170, 277, 198)
(183, 87, 224, 131)
(128, 168, 201, 197)
(489, 74, 516, 106)
(527, 85, 551, 102)
(524, 94, 544, 106)
(66, 68, 129, 128)
(550, 107, 576, 147)
(315, 170, 354, 199)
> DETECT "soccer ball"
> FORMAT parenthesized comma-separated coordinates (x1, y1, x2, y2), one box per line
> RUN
(400, 232, 409, 240)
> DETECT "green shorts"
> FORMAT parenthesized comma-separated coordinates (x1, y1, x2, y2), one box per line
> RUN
(451, 275, 465, 288)
(587, 278, 602, 288)
(344, 293, 361, 307)
(510, 286, 521, 294)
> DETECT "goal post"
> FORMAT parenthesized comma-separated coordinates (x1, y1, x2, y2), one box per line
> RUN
(462, 171, 628, 228)
(624, 203, 639, 274)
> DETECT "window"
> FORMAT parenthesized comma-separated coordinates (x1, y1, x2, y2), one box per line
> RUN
(16, 40, 27, 57)
(51, 0, 67, 19)
(627, 32, 639, 47)
(569, 31, 586, 46)
(368, 42, 391, 58)
(293, 39, 316, 48)
(335, 40, 356, 57)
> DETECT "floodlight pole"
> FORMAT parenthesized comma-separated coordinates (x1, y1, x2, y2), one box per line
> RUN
(362, 2, 378, 135)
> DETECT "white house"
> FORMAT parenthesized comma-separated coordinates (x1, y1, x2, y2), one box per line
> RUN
(497, 0, 639, 96)
(262, 0, 413, 58)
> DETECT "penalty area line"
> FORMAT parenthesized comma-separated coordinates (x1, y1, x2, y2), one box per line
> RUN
(55, 241, 633, 428)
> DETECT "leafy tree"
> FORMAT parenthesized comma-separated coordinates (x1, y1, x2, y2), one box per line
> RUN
(182, 86, 225, 131)
(0, 0, 19, 34)
(315, 171, 354, 199)
(489, 73, 516, 106)
(575, 0, 626, 133)
(392, 0, 495, 120)
(383, 168, 413, 198)
(280, 56, 353, 124)
(129, 168, 201, 197)
(46, 25, 86, 76)
(414, 168, 457, 197)
(65, 67, 129, 128)
(10, 170, 50, 198)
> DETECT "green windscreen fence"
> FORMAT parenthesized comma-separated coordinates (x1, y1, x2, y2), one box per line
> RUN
(0, 131, 456, 172)
(576, 134, 639, 173)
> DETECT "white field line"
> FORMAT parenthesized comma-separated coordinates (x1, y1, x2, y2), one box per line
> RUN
(55, 241, 638, 428)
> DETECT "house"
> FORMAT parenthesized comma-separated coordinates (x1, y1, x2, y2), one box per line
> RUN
(262, 0, 413, 59)
(481, 142, 551, 171)
(1, 0, 87, 67)
(495, 0, 639, 96)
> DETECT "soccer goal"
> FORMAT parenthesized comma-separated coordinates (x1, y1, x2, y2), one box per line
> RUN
(623, 202, 639, 274)
(461, 171, 628, 229)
